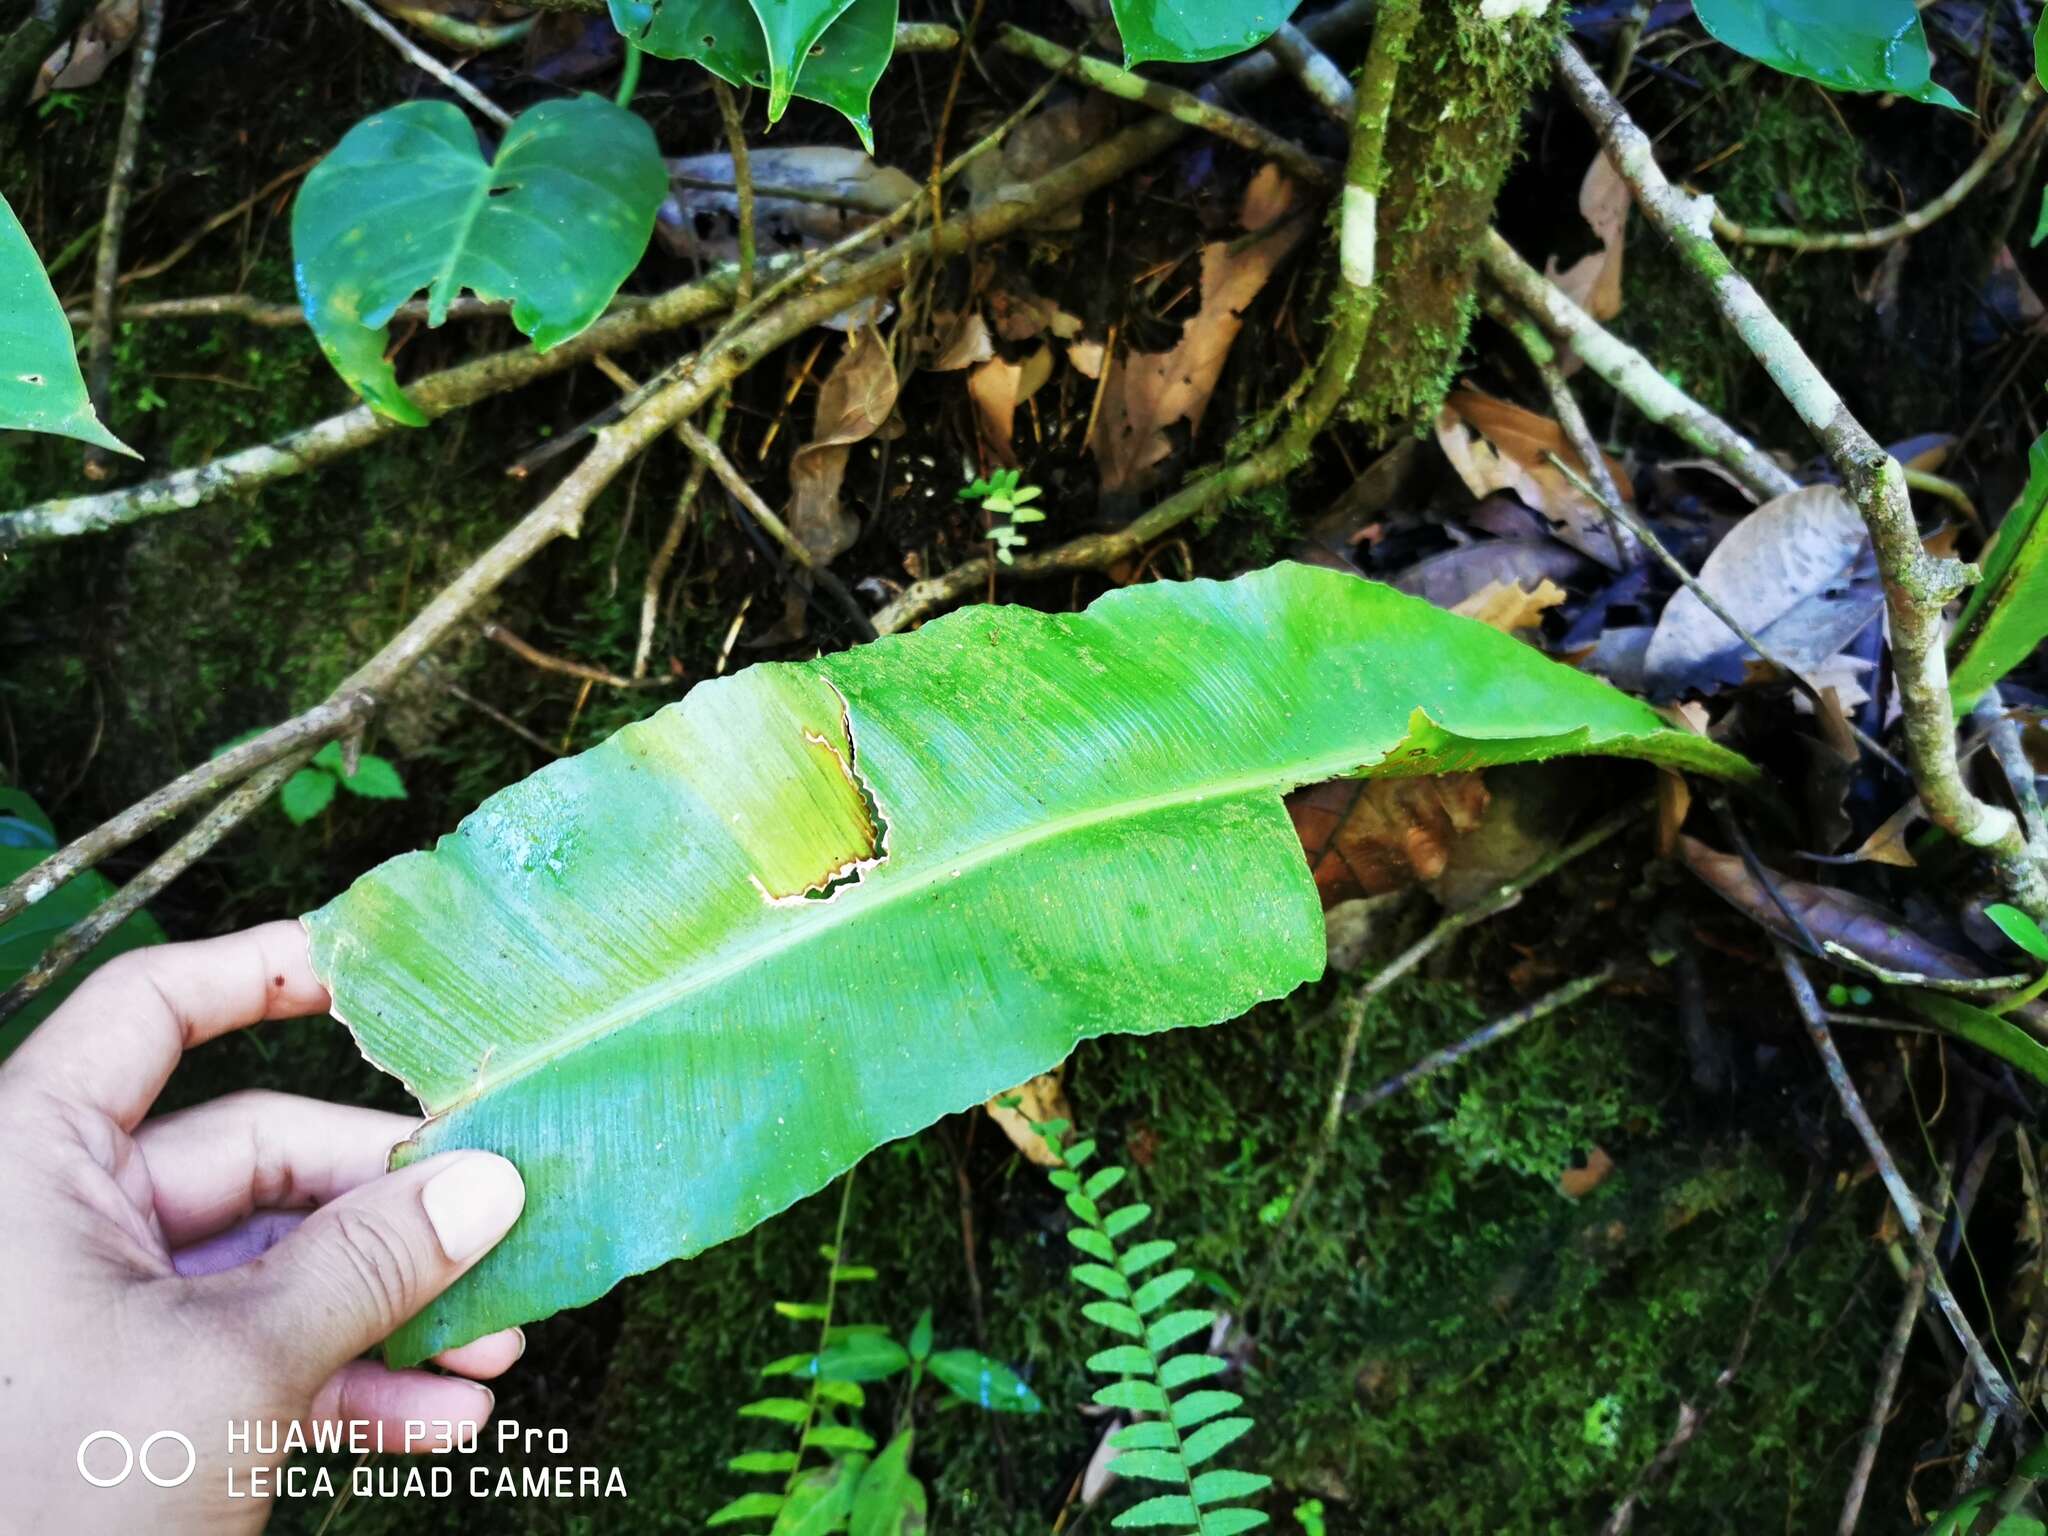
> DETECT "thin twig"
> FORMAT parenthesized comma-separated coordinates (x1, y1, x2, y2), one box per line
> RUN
(334, 0, 512, 127)
(1482, 292, 1636, 564)
(1607, 0, 1653, 93)
(633, 409, 721, 681)
(82, 0, 165, 478)
(115, 156, 320, 289)
(1351, 965, 1618, 1110)
(0, 756, 306, 1018)
(1543, 447, 1909, 778)
(0, 694, 373, 929)
(1838, 1222, 1934, 1534)
(446, 682, 560, 758)
(479, 623, 653, 690)
(1602, 1178, 1814, 1535)
(1, 61, 1255, 1003)
(67, 292, 526, 329)
(5, 272, 744, 549)
(1776, 945, 2017, 1414)
(1478, 233, 1799, 504)
(1715, 82, 2041, 251)
(991, 24, 1336, 187)
(1237, 800, 1647, 1334)
(1556, 43, 2041, 914)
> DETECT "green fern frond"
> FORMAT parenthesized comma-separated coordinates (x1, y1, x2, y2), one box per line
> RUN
(1034, 1118, 1272, 1535)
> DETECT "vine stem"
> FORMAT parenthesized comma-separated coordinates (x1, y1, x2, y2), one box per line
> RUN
(1554, 42, 2042, 917)
(82, 0, 164, 476)
(1774, 946, 2017, 1415)
(614, 39, 642, 110)
(782, 1170, 858, 1494)
(333, 0, 512, 128)
(1714, 80, 2042, 251)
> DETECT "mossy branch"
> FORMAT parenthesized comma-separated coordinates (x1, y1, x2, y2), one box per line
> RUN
(1555, 41, 2044, 918)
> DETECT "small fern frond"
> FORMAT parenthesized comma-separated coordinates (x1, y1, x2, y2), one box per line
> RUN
(1032, 1117, 1272, 1535)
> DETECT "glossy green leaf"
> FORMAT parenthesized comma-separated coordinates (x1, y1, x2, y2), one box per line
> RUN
(1105, 1204, 1152, 1240)
(1112, 1494, 1201, 1529)
(1110, 0, 1303, 67)
(708, 1490, 788, 1526)
(608, 0, 897, 150)
(1119, 1239, 1176, 1277)
(740, 1397, 812, 1423)
(315, 742, 408, 801)
(1111, 1423, 1179, 1453)
(1951, 431, 2048, 707)
(774, 1460, 865, 1536)
(306, 564, 1757, 1364)
(0, 190, 133, 456)
(786, 1332, 908, 1382)
(1069, 1228, 1117, 1263)
(1074, 1263, 1133, 1299)
(1145, 1310, 1215, 1354)
(281, 768, 339, 825)
(1200, 1511, 1270, 1535)
(729, 1450, 801, 1474)
(850, 1430, 924, 1536)
(814, 1379, 865, 1408)
(1085, 1164, 1127, 1201)
(1085, 1302, 1148, 1340)
(906, 1308, 932, 1364)
(292, 96, 664, 424)
(1192, 1469, 1271, 1506)
(1095, 1380, 1172, 1415)
(1988, 903, 2048, 963)
(1693, 0, 1964, 110)
(804, 1424, 876, 1454)
(1088, 1345, 1157, 1376)
(1904, 992, 2048, 1087)
(1062, 1137, 1098, 1169)
(926, 1349, 1042, 1413)
(1180, 1417, 1254, 1467)
(1107, 1449, 1186, 1484)
(0, 813, 165, 1057)
(1170, 1391, 1242, 1429)
(1157, 1354, 1228, 1390)
(1132, 1268, 1195, 1316)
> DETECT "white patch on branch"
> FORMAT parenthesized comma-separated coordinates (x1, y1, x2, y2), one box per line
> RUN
(1480, 0, 1551, 17)
(1340, 186, 1376, 289)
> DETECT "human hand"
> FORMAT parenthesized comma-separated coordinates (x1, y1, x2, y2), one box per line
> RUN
(0, 921, 527, 1534)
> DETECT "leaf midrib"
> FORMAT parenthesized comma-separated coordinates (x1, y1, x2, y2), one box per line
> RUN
(418, 735, 1382, 1117)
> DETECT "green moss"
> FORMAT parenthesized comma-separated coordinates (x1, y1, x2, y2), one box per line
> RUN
(308, 968, 1911, 1536)
(1347, 5, 1564, 437)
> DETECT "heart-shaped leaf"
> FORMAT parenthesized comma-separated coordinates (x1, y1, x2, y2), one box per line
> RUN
(1110, 0, 1304, 67)
(305, 564, 1757, 1365)
(608, 0, 897, 150)
(0, 190, 134, 456)
(292, 95, 666, 424)
(1693, 0, 1965, 111)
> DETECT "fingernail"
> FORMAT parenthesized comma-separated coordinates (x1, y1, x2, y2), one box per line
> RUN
(511, 1328, 527, 1363)
(421, 1154, 525, 1263)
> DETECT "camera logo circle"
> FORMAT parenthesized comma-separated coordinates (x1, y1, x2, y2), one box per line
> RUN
(76, 1429, 196, 1488)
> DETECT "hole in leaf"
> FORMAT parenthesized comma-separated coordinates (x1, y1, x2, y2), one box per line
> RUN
(701, 32, 715, 46)
(17, 373, 44, 387)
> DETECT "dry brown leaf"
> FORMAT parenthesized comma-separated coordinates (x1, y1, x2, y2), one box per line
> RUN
(1560, 1145, 1616, 1200)
(968, 344, 1054, 465)
(787, 326, 898, 565)
(985, 1072, 1072, 1167)
(35, 0, 139, 100)
(1845, 797, 1923, 868)
(1067, 338, 1106, 379)
(1436, 386, 1634, 568)
(1654, 770, 1691, 858)
(1093, 165, 1309, 493)
(1679, 835, 1983, 977)
(928, 311, 995, 372)
(1544, 150, 1630, 324)
(965, 94, 1118, 231)
(1288, 775, 1492, 906)
(1451, 577, 1566, 634)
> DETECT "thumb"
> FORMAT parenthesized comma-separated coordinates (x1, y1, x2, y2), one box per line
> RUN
(236, 1150, 524, 1378)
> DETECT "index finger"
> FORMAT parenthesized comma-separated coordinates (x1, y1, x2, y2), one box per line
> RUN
(1, 920, 329, 1127)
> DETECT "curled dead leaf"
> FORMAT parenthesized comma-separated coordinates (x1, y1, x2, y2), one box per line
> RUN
(1093, 165, 1308, 493)
(1544, 150, 1630, 325)
(968, 344, 1054, 466)
(787, 326, 899, 566)
(1436, 387, 1635, 568)
(986, 1072, 1072, 1167)
(1451, 577, 1567, 635)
